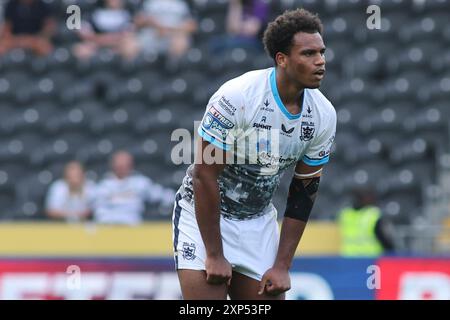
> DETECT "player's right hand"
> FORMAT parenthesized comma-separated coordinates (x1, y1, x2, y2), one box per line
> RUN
(205, 255, 232, 286)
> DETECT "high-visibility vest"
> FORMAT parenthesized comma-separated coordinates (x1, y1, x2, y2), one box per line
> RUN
(338, 206, 383, 256)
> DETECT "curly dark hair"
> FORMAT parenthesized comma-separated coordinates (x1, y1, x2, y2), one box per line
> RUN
(263, 9, 323, 63)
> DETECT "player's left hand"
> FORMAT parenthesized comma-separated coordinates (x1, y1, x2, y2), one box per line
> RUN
(258, 267, 291, 296)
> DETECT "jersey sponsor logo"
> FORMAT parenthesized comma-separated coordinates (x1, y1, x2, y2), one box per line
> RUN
(318, 135, 335, 157)
(257, 151, 297, 169)
(253, 122, 272, 130)
(182, 242, 196, 260)
(203, 116, 229, 137)
(303, 105, 313, 118)
(260, 99, 274, 112)
(218, 95, 236, 115)
(300, 121, 315, 141)
(203, 106, 234, 138)
(208, 106, 234, 128)
(281, 124, 295, 137)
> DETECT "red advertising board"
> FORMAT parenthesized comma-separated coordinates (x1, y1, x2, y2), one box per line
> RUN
(1, 257, 449, 300)
(376, 258, 450, 300)
(0, 258, 179, 300)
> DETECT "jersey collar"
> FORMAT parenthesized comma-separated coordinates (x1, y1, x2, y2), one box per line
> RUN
(269, 68, 304, 120)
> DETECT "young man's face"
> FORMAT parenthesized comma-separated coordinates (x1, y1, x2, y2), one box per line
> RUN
(280, 32, 326, 89)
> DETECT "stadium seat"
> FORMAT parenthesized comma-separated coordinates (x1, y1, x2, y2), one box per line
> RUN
(44, 107, 88, 135)
(29, 138, 76, 169)
(1, 49, 30, 72)
(14, 173, 52, 220)
(412, 0, 450, 14)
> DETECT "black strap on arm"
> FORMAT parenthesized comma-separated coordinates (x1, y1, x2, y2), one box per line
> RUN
(284, 177, 321, 222)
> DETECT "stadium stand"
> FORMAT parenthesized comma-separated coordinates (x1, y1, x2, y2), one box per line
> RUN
(0, 0, 449, 251)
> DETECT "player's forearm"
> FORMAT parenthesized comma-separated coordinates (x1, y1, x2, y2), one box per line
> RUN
(46, 209, 68, 220)
(192, 175, 223, 258)
(275, 175, 320, 269)
(273, 217, 307, 270)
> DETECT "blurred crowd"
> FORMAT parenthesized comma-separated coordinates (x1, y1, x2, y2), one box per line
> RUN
(0, 0, 269, 60)
(45, 151, 175, 225)
(0, 0, 271, 224)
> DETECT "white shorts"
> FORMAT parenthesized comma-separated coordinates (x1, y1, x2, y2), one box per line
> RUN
(172, 193, 280, 281)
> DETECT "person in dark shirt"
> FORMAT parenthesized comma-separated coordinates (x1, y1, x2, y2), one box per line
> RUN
(0, 0, 56, 56)
(209, 0, 269, 54)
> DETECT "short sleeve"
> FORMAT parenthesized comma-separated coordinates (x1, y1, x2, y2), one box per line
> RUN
(302, 109, 336, 166)
(198, 83, 244, 151)
(45, 181, 65, 211)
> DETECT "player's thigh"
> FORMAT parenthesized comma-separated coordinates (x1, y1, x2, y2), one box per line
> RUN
(177, 269, 228, 300)
(228, 271, 285, 300)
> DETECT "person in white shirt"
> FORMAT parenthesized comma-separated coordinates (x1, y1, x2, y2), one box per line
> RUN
(46, 161, 95, 222)
(94, 150, 175, 225)
(73, 0, 139, 60)
(134, 0, 197, 59)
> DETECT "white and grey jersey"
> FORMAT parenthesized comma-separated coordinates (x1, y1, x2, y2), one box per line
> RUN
(180, 67, 336, 220)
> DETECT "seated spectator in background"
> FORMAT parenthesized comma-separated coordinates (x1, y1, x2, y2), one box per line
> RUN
(45, 161, 95, 222)
(0, 0, 56, 56)
(134, 0, 197, 60)
(210, 0, 269, 54)
(0, 3, 4, 24)
(94, 151, 175, 225)
(338, 188, 395, 256)
(73, 0, 139, 60)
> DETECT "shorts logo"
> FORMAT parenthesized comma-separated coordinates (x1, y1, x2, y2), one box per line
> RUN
(182, 242, 196, 260)
(300, 121, 315, 141)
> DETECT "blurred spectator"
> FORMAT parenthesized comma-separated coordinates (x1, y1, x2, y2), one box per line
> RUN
(134, 0, 197, 60)
(210, 0, 269, 54)
(338, 188, 395, 256)
(45, 161, 95, 222)
(0, 2, 4, 24)
(73, 0, 139, 60)
(0, 0, 56, 56)
(93, 151, 175, 225)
